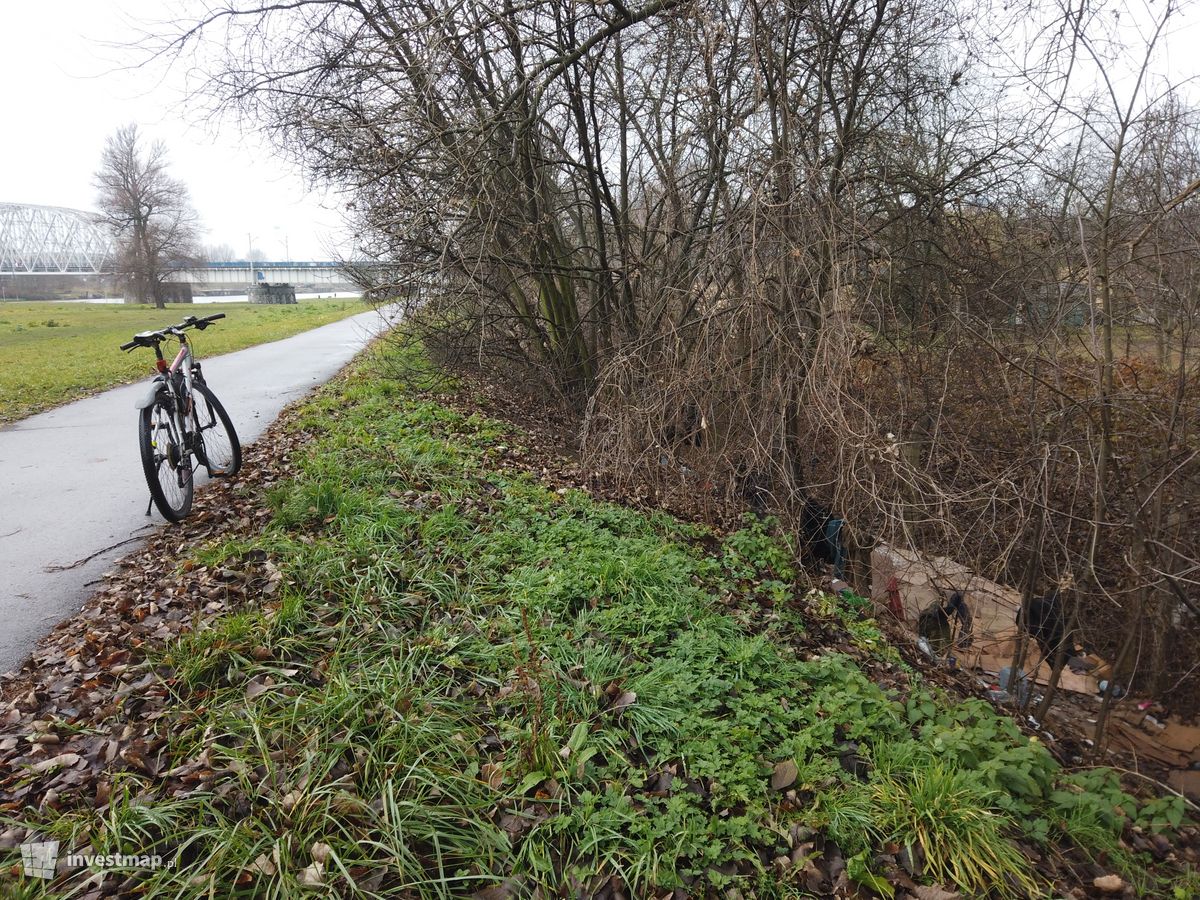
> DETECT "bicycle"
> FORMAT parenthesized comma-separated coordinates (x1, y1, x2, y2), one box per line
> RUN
(121, 313, 242, 522)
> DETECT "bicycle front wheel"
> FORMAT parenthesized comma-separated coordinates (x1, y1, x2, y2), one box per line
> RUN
(191, 382, 241, 478)
(139, 396, 193, 522)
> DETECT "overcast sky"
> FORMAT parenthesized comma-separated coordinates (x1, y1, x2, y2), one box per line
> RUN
(0, 0, 346, 261)
(3, 0, 1198, 265)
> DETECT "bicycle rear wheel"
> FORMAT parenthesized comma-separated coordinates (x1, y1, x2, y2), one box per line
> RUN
(191, 382, 241, 478)
(139, 396, 193, 521)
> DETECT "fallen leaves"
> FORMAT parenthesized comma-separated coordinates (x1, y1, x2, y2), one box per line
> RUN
(247, 852, 276, 876)
(910, 886, 961, 900)
(296, 842, 334, 887)
(0, 420, 306, 822)
(29, 752, 81, 774)
(481, 762, 504, 790)
(607, 690, 637, 714)
(244, 677, 274, 701)
(281, 788, 303, 813)
(297, 862, 324, 886)
(771, 758, 799, 791)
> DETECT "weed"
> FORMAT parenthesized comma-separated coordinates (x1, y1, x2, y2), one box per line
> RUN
(872, 762, 1039, 896)
(6, 340, 1191, 898)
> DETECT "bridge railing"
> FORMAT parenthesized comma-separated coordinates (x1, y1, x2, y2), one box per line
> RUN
(204, 261, 345, 269)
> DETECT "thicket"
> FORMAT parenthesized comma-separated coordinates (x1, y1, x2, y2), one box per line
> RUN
(162, 0, 1200, 715)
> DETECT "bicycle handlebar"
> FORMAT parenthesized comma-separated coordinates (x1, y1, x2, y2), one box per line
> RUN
(120, 312, 226, 351)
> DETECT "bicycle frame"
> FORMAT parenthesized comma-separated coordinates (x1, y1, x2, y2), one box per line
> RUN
(151, 334, 195, 469)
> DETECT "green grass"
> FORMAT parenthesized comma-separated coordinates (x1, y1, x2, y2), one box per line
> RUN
(0, 299, 364, 422)
(1, 342, 1190, 898)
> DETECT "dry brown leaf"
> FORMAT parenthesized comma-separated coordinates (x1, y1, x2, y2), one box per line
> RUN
(248, 853, 276, 876)
(481, 762, 504, 790)
(30, 752, 81, 773)
(298, 861, 324, 886)
(244, 678, 272, 701)
(771, 759, 799, 791)
(911, 886, 961, 900)
(610, 690, 637, 712)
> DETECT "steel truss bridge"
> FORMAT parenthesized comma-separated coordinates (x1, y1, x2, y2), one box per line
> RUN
(1, 203, 354, 288)
(0, 203, 114, 274)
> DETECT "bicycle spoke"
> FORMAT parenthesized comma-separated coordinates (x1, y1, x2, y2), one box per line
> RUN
(151, 408, 189, 509)
(193, 395, 236, 475)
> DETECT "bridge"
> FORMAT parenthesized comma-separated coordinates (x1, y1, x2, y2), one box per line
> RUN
(0, 202, 113, 274)
(172, 261, 357, 292)
(1, 202, 358, 292)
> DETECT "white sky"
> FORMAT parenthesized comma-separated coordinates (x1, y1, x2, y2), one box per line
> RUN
(2, 0, 1197, 265)
(0, 0, 347, 261)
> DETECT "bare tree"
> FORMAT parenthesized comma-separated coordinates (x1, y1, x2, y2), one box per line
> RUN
(95, 124, 202, 307)
(205, 242, 239, 261)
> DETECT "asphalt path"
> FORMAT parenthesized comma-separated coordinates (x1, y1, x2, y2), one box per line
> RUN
(0, 305, 396, 674)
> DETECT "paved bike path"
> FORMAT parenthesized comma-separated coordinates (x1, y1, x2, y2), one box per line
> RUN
(0, 306, 397, 674)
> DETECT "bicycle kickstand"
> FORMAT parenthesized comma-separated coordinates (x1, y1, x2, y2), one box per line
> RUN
(145, 496, 154, 517)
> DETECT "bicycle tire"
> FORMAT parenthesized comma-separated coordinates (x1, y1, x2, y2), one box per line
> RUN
(191, 382, 242, 478)
(139, 394, 194, 522)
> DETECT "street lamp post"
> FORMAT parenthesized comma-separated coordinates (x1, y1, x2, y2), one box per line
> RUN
(245, 233, 263, 298)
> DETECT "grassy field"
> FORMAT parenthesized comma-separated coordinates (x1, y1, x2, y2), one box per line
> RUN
(4, 343, 1191, 898)
(0, 299, 364, 423)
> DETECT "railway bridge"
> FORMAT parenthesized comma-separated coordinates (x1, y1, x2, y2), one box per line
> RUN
(1, 202, 358, 293)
